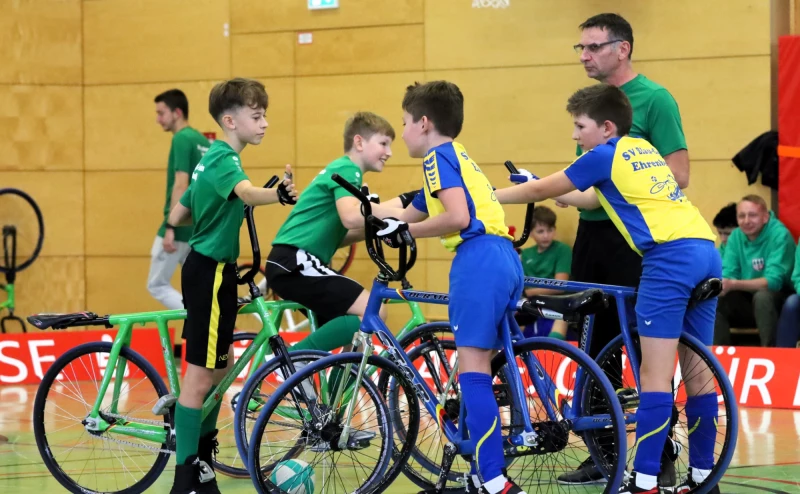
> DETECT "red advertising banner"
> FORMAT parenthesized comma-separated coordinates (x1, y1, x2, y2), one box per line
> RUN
(0, 328, 174, 385)
(4, 329, 800, 410)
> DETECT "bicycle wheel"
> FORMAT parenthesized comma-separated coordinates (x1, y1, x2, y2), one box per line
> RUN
(594, 331, 738, 493)
(0, 188, 44, 273)
(330, 244, 356, 274)
(231, 347, 331, 470)
(32, 342, 173, 494)
(212, 331, 266, 478)
(247, 352, 420, 494)
(490, 338, 627, 493)
(378, 322, 471, 493)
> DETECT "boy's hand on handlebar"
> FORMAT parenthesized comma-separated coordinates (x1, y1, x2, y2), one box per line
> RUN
(361, 184, 380, 204)
(277, 164, 298, 205)
(509, 168, 539, 184)
(376, 217, 411, 248)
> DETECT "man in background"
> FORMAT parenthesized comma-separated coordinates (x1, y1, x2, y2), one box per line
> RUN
(559, 13, 690, 487)
(715, 195, 795, 347)
(148, 89, 210, 310)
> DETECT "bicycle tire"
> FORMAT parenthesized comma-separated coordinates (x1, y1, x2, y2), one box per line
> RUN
(247, 352, 420, 494)
(32, 342, 172, 494)
(0, 188, 44, 273)
(231, 347, 331, 470)
(331, 244, 356, 274)
(595, 331, 738, 494)
(490, 337, 627, 493)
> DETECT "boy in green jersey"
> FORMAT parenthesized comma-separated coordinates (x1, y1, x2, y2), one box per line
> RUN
(266, 112, 410, 355)
(166, 78, 298, 494)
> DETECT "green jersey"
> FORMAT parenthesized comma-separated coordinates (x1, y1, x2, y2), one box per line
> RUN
(273, 156, 363, 265)
(179, 140, 249, 263)
(722, 212, 796, 291)
(520, 240, 572, 278)
(579, 74, 687, 221)
(159, 126, 209, 241)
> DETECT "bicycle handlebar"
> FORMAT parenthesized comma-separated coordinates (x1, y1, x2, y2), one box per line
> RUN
(504, 160, 534, 249)
(238, 175, 279, 286)
(330, 173, 416, 282)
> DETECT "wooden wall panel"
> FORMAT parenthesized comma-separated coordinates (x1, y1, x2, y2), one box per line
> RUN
(232, 33, 296, 78)
(12, 257, 85, 328)
(426, 66, 583, 165)
(0, 0, 82, 85)
(230, 0, 423, 34)
(0, 172, 84, 257)
(295, 25, 424, 76)
(83, 0, 230, 84)
(637, 57, 771, 161)
(86, 257, 181, 317)
(428, 56, 770, 166)
(0, 85, 84, 171)
(685, 161, 772, 233)
(295, 72, 424, 168)
(238, 78, 296, 169)
(425, 0, 769, 70)
(85, 171, 164, 256)
(84, 82, 221, 171)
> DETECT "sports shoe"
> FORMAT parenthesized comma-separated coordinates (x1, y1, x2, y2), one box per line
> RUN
(170, 455, 219, 494)
(495, 479, 526, 494)
(197, 430, 221, 493)
(557, 456, 607, 485)
(675, 468, 720, 494)
(618, 472, 659, 493)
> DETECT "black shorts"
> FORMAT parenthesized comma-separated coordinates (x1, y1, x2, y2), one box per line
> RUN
(571, 219, 642, 357)
(266, 244, 363, 326)
(181, 250, 237, 369)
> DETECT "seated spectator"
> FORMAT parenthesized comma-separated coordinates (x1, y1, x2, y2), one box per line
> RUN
(516, 206, 572, 339)
(715, 195, 796, 347)
(777, 247, 800, 348)
(713, 202, 737, 259)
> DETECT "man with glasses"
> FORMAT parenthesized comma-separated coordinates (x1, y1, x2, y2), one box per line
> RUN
(558, 12, 690, 489)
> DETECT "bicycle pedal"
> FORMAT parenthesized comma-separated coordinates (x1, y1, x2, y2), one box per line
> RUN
(152, 394, 177, 415)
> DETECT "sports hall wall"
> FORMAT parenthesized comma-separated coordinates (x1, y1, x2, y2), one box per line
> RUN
(0, 0, 785, 328)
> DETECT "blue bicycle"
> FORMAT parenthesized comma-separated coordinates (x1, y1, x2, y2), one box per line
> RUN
(240, 175, 628, 493)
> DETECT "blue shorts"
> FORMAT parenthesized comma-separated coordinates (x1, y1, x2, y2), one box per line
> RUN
(449, 235, 524, 350)
(636, 239, 722, 344)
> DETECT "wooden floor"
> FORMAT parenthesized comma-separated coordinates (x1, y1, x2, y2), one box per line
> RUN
(1, 383, 799, 493)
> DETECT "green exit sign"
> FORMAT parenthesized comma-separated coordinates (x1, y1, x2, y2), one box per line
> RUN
(308, 0, 338, 9)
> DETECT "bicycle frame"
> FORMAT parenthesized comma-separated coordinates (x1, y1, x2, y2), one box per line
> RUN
(0, 282, 13, 312)
(336, 277, 618, 457)
(523, 276, 642, 392)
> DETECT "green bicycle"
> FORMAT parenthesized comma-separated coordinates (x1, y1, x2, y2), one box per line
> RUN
(26, 177, 429, 493)
(1, 187, 44, 333)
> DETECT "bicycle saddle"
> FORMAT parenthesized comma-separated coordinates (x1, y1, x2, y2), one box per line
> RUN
(27, 312, 112, 330)
(520, 289, 607, 322)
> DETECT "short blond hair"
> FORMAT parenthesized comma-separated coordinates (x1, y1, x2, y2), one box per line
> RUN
(739, 194, 768, 212)
(343, 112, 395, 152)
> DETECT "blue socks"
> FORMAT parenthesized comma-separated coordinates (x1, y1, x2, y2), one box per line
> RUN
(686, 393, 718, 470)
(461, 372, 505, 482)
(633, 392, 673, 476)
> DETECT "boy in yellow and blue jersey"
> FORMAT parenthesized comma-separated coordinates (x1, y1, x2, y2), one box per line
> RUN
(496, 83, 721, 494)
(376, 81, 526, 494)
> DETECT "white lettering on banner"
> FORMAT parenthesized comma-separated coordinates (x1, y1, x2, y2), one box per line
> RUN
(555, 357, 575, 399)
(28, 340, 56, 380)
(794, 374, 800, 406)
(741, 358, 775, 405)
(0, 341, 27, 383)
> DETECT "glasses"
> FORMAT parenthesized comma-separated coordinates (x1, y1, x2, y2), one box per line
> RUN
(573, 40, 623, 54)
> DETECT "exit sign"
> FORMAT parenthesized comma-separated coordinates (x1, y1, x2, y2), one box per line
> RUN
(308, 0, 338, 9)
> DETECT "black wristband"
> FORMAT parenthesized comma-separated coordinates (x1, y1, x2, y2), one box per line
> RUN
(165, 223, 176, 230)
(399, 189, 421, 209)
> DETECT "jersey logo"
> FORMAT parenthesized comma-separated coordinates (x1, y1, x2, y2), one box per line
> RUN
(649, 174, 685, 202)
(191, 164, 205, 182)
(423, 152, 440, 190)
(752, 258, 765, 272)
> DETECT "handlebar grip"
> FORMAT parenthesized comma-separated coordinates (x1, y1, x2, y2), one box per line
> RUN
(264, 175, 280, 188)
(504, 160, 520, 174)
(368, 216, 388, 230)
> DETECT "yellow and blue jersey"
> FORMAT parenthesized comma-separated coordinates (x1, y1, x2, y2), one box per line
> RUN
(564, 136, 715, 255)
(410, 141, 512, 251)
